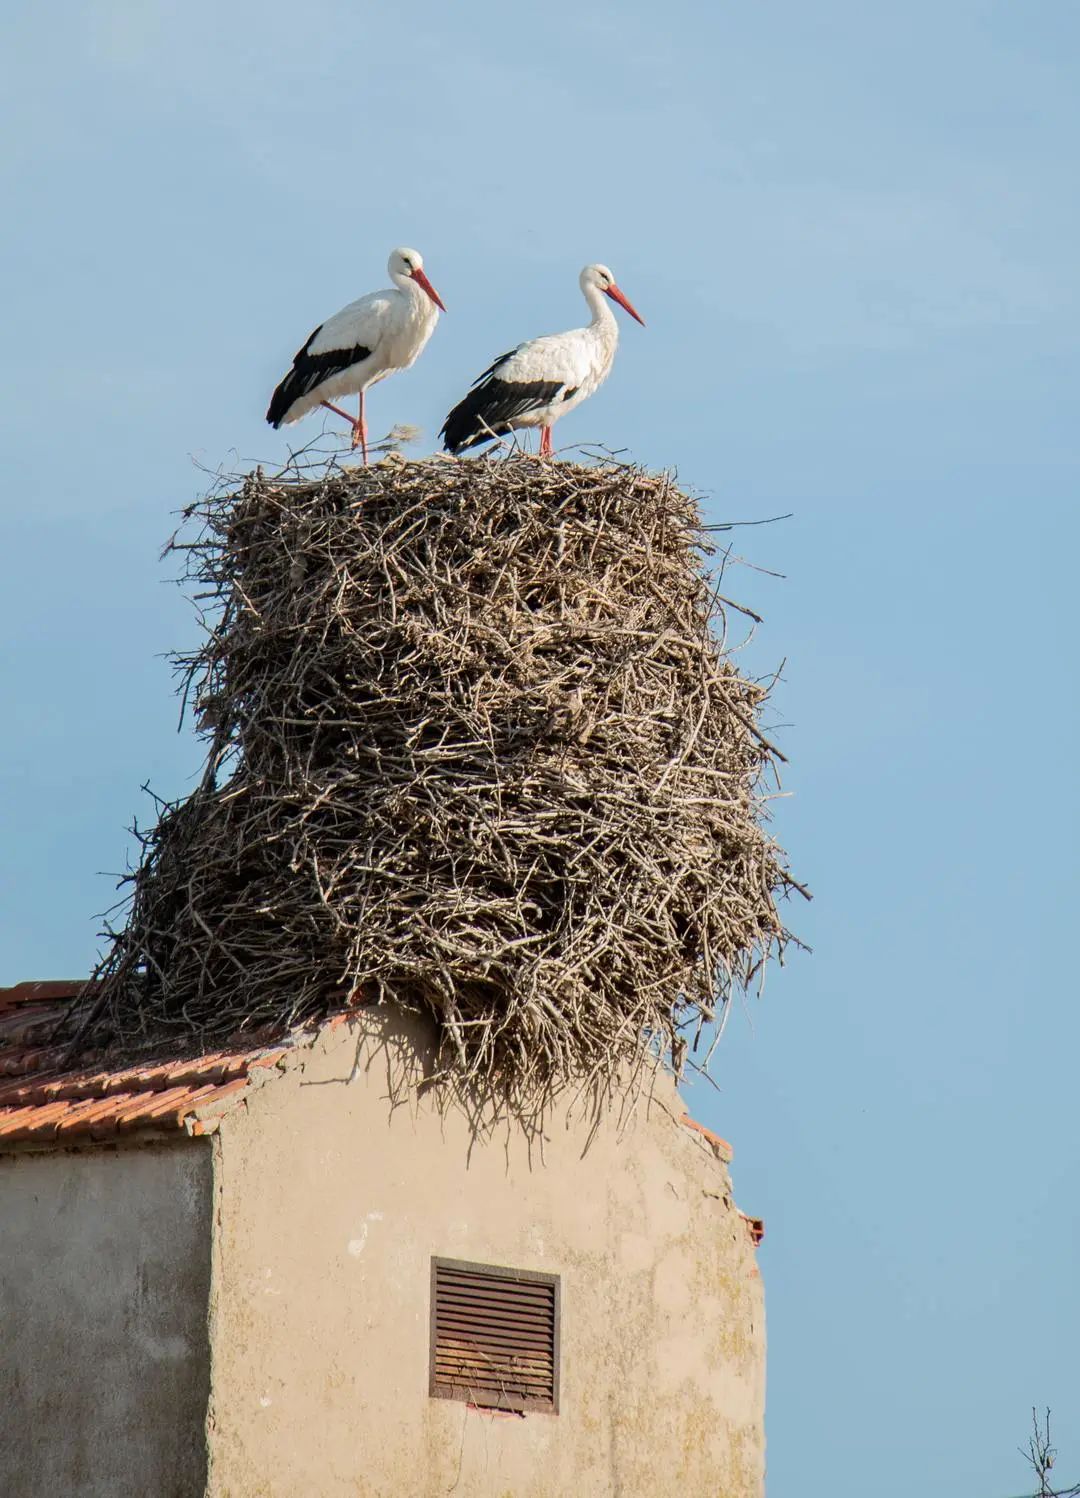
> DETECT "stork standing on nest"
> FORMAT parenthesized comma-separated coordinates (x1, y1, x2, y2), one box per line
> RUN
(267, 247, 446, 463)
(440, 263, 644, 458)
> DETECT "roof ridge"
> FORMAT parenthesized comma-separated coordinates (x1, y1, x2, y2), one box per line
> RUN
(0, 980, 85, 1013)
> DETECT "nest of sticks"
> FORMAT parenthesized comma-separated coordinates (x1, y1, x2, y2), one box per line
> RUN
(62, 454, 801, 1099)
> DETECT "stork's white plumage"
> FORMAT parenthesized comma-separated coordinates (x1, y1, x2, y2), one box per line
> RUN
(440, 264, 644, 458)
(267, 246, 445, 463)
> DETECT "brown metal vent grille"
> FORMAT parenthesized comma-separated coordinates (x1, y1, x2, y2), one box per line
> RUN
(430, 1258, 560, 1413)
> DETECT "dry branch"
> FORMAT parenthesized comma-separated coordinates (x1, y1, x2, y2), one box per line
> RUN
(59, 454, 801, 1102)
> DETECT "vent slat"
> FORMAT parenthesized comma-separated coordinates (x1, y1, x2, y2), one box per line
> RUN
(431, 1259, 559, 1414)
(436, 1298, 554, 1318)
(432, 1384, 554, 1411)
(437, 1305, 554, 1325)
(436, 1383, 552, 1399)
(438, 1273, 555, 1303)
(436, 1292, 555, 1321)
(436, 1345, 554, 1369)
(437, 1283, 554, 1304)
(436, 1293, 554, 1321)
(435, 1309, 555, 1340)
(436, 1323, 553, 1348)
(437, 1347, 551, 1365)
(435, 1373, 552, 1394)
(437, 1287, 554, 1313)
(434, 1382, 553, 1401)
(435, 1363, 552, 1382)
(437, 1342, 551, 1366)
(437, 1282, 557, 1306)
(434, 1371, 554, 1394)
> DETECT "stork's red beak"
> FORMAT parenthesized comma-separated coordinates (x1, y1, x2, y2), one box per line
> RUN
(411, 267, 447, 312)
(605, 282, 645, 326)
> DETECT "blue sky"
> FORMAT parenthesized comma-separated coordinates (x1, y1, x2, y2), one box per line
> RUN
(2, 3, 1078, 1493)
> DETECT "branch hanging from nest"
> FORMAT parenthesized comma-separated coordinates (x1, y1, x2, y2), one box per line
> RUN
(60, 455, 803, 1103)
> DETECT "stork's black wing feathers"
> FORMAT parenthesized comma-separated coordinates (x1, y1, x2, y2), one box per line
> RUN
(470, 348, 519, 386)
(266, 326, 373, 428)
(440, 345, 570, 454)
(441, 377, 567, 454)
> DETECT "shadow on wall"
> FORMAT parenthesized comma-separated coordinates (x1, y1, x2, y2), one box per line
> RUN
(296, 1001, 684, 1171)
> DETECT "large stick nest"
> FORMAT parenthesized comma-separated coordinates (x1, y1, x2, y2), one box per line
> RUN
(64, 455, 800, 1098)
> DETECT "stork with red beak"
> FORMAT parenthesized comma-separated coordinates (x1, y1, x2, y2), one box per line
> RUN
(267, 246, 446, 463)
(441, 263, 644, 457)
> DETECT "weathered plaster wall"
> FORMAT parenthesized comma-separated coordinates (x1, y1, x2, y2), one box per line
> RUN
(208, 1015, 765, 1498)
(0, 1141, 212, 1498)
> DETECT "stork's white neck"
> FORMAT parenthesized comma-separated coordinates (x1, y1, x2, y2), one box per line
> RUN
(581, 282, 619, 366)
(390, 273, 440, 339)
(392, 271, 425, 300)
(582, 280, 615, 328)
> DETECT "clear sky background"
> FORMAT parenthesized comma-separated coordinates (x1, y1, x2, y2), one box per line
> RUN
(2, 3, 1077, 1493)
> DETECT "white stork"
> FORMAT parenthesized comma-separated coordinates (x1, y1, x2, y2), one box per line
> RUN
(440, 263, 644, 457)
(267, 246, 446, 463)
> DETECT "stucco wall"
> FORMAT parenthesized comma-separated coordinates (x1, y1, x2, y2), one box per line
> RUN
(0, 1141, 212, 1498)
(208, 1015, 766, 1498)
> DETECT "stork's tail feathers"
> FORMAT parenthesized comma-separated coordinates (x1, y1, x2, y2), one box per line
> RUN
(441, 376, 567, 455)
(266, 326, 373, 431)
(265, 374, 298, 430)
(440, 391, 507, 455)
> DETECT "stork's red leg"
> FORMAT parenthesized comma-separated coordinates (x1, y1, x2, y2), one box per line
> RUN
(351, 391, 369, 464)
(539, 426, 553, 457)
(320, 399, 355, 427)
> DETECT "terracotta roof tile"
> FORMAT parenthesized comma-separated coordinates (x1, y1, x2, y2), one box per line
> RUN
(0, 981, 86, 1010)
(52, 1094, 136, 1136)
(0, 1045, 70, 1077)
(0, 1098, 74, 1139)
(680, 1111, 734, 1163)
(739, 1211, 765, 1246)
(1, 983, 747, 1175)
(0, 979, 295, 1149)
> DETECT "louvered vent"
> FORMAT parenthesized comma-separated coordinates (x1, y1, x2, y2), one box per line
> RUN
(430, 1258, 560, 1413)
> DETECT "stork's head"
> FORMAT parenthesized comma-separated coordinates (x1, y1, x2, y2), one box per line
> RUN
(389, 247, 447, 311)
(581, 264, 645, 325)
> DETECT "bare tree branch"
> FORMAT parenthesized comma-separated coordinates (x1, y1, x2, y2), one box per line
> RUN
(1017, 1408, 1080, 1498)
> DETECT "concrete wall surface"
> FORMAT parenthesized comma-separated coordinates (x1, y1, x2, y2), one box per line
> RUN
(208, 1014, 766, 1498)
(0, 1141, 212, 1498)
